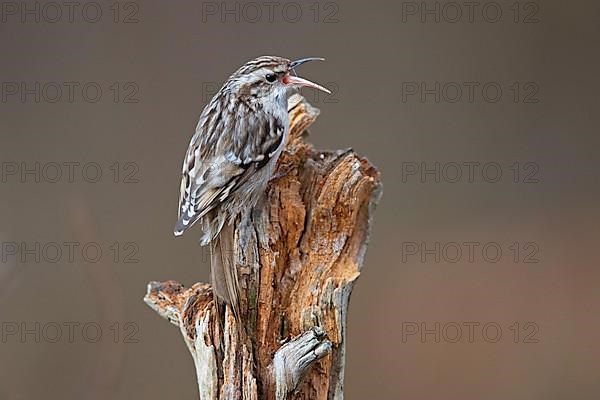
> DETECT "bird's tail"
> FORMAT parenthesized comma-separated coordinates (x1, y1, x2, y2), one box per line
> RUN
(210, 222, 241, 326)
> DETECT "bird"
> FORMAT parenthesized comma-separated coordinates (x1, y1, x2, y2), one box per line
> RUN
(174, 56, 330, 324)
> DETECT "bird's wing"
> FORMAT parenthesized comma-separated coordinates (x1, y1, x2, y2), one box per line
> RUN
(174, 107, 285, 237)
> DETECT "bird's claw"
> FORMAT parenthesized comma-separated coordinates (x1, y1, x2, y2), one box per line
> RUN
(270, 165, 294, 182)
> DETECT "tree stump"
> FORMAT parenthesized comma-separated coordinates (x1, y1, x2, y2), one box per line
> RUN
(144, 95, 382, 400)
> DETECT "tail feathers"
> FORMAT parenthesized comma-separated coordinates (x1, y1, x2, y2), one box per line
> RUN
(174, 213, 200, 236)
(210, 223, 241, 324)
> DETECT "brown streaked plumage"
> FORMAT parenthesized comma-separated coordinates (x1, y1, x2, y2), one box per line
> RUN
(174, 56, 329, 323)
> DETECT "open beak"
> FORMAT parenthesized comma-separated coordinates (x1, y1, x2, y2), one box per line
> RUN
(283, 57, 331, 94)
(283, 75, 331, 94)
(285, 57, 330, 94)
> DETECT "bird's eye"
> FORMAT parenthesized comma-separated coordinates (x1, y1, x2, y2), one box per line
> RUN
(265, 73, 277, 83)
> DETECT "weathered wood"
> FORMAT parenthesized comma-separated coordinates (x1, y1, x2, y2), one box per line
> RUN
(144, 95, 382, 399)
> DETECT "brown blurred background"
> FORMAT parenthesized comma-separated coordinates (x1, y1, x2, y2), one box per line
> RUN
(1, 0, 599, 398)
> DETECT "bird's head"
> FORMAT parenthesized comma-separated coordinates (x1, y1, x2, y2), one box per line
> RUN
(226, 55, 330, 105)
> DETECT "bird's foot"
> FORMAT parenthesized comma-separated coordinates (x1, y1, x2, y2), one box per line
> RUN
(270, 165, 295, 182)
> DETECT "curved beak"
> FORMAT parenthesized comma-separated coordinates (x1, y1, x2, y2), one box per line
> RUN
(285, 57, 330, 94)
(289, 57, 325, 69)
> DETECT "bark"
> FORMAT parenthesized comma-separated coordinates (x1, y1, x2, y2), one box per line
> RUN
(144, 95, 382, 400)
